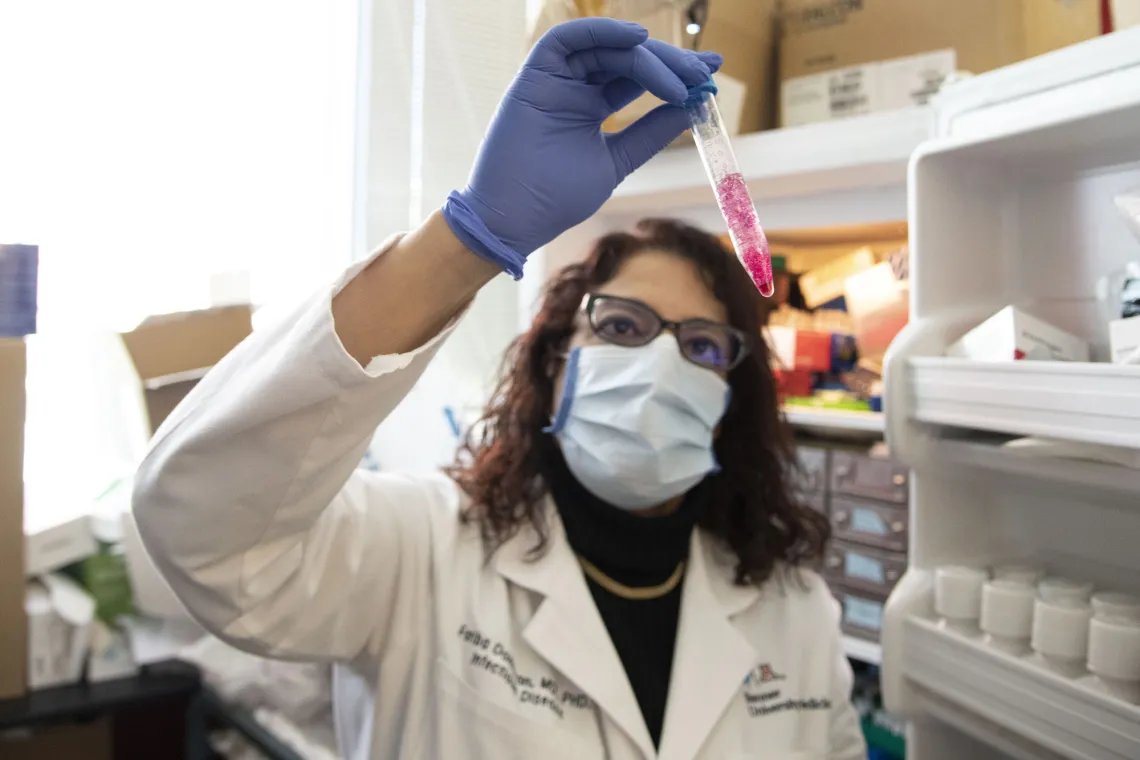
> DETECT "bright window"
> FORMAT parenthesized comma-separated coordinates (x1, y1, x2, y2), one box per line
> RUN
(0, 0, 361, 514)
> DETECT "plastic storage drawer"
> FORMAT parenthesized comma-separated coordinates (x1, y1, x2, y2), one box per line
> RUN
(830, 495, 908, 552)
(832, 583, 889, 642)
(824, 540, 906, 595)
(831, 451, 908, 504)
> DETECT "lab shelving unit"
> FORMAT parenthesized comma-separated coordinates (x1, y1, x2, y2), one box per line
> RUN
(881, 28, 1140, 760)
(534, 99, 929, 673)
(522, 105, 933, 332)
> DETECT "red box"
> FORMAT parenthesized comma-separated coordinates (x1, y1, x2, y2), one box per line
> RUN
(794, 331, 832, 373)
(774, 368, 814, 400)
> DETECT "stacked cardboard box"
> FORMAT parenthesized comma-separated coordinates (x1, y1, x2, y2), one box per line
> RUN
(530, 0, 778, 136)
(778, 0, 1102, 127)
(0, 306, 251, 702)
(0, 338, 27, 699)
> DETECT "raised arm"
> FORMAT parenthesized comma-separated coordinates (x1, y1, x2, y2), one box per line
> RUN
(132, 18, 721, 664)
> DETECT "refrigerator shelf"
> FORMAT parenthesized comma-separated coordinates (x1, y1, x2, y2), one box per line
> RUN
(908, 358, 1140, 451)
(843, 635, 883, 665)
(934, 438, 1140, 498)
(904, 616, 1140, 760)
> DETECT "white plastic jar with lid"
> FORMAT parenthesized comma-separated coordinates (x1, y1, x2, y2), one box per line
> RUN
(1038, 576, 1095, 604)
(992, 562, 1045, 585)
(980, 579, 1036, 655)
(1091, 591, 1140, 623)
(935, 565, 989, 637)
(1080, 592, 1140, 703)
(1029, 594, 1093, 678)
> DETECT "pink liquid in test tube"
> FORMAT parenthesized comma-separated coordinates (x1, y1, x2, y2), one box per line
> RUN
(687, 91, 774, 297)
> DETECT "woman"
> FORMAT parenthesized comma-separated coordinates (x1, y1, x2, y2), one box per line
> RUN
(134, 17, 865, 760)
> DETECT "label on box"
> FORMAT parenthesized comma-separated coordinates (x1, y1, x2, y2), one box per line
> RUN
(877, 49, 956, 111)
(781, 49, 955, 127)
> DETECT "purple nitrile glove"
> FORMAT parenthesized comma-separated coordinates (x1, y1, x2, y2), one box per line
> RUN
(442, 17, 722, 278)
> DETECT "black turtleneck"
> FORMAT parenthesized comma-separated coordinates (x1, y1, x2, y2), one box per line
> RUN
(540, 442, 703, 748)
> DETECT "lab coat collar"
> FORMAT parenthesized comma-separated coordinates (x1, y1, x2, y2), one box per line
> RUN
(657, 531, 760, 760)
(494, 503, 761, 760)
(495, 502, 656, 757)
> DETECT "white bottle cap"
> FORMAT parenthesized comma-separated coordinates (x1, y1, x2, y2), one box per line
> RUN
(1038, 577, 1094, 604)
(1091, 591, 1140, 623)
(935, 565, 988, 621)
(1032, 597, 1092, 661)
(1088, 616, 1140, 681)
(981, 579, 1036, 639)
(992, 563, 1045, 585)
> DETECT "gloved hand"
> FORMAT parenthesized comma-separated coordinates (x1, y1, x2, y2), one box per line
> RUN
(442, 17, 722, 278)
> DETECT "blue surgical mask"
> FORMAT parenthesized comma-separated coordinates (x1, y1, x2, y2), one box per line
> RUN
(545, 335, 730, 511)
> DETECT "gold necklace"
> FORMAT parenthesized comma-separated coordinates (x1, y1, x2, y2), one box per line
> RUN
(577, 555, 686, 601)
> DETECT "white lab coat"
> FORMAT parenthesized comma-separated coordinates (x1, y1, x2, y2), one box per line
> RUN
(133, 238, 867, 760)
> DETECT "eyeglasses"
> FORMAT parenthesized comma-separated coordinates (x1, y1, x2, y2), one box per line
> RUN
(582, 293, 751, 371)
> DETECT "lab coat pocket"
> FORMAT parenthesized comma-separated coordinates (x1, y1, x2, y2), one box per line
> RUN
(432, 659, 596, 760)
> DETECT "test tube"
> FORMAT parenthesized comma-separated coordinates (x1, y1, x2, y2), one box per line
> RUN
(687, 89, 774, 297)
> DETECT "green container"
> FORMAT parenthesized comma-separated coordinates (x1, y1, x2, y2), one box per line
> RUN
(862, 713, 906, 759)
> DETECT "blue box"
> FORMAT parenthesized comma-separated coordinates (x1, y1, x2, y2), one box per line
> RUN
(0, 244, 38, 337)
(830, 333, 857, 374)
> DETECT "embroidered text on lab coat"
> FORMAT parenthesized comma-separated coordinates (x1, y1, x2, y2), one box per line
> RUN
(458, 624, 592, 719)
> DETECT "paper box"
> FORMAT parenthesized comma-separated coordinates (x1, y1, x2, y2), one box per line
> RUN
(120, 304, 252, 433)
(24, 508, 97, 578)
(26, 573, 96, 690)
(765, 325, 833, 372)
(947, 306, 1090, 362)
(844, 261, 909, 363)
(1109, 315, 1140, 363)
(778, 0, 1101, 127)
(694, 0, 777, 135)
(798, 246, 876, 309)
(0, 338, 27, 699)
(774, 367, 814, 399)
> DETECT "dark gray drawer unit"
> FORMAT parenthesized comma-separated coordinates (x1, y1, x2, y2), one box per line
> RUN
(806, 492, 828, 514)
(832, 583, 889, 642)
(830, 494, 909, 553)
(830, 450, 909, 504)
(824, 540, 907, 596)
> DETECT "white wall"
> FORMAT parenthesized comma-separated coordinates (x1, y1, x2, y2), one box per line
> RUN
(362, 0, 526, 473)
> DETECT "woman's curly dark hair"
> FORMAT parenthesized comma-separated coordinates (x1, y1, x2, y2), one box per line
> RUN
(448, 219, 829, 586)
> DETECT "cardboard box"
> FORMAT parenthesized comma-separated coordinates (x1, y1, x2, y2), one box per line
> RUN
(765, 325, 833, 372)
(798, 246, 876, 309)
(778, 0, 1102, 127)
(947, 306, 1090, 362)
(24, 508, 97, 578)
(605, 0, 778, 137)
(0, 718, 112, 760)
(1114, 0, 1140, 29)
(120, 305, 252, 432)
(695, 0, 778, 134)
(529, 0, 777, 136)
(844, 261, 909, 363)
(25, 574, 96, 690)
(1109, 315, 1140, 363)
(0, 338, 27, 699)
